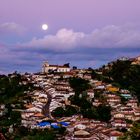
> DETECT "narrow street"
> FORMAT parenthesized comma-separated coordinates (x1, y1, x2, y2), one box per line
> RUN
(42, 85, 53, 118)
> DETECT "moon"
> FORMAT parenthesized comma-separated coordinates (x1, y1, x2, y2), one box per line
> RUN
(42, 24, 48, 30)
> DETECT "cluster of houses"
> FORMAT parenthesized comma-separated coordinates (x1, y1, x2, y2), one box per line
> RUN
(1, 60, 140, 139)
(21, 90, 48, 128)
(20, 73, 73, 129)
(20, 61, 140, 139)
(58, 115, 123, 140)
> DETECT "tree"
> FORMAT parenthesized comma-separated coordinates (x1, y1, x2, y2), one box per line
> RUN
(52, 107, 65, 117)
(58, 127, 66, 134)
(69, 77, 90, 95)
(119, 121, 140, 140)
(97, 104, 111, 122)
(63, 63, 70, 67)
(73, 66, 77, 70)
(0, 73, 34, 104)
(68, 95, 81, 106)
(24, 130, 55, 140)
(88, 67, 93, 71)
(18, 126, 29, 136)
(81, 107, 98, 119)
(65, 105, 78, 116)
(52, 105, 78, 117)
(80, 99, 92, 109)
(10, 111, 21, 124)
(120, 96, 128, 105)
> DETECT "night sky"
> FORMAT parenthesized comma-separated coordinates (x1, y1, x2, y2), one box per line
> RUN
(0, 0, 140, 73)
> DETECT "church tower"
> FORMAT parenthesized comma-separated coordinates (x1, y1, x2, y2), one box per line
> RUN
(42, 61, 49, 73)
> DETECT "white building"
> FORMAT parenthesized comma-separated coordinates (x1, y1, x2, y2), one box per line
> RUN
(42, 61, 70, 73)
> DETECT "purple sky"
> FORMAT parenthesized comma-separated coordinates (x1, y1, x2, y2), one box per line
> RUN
(0, 0, 140, 73)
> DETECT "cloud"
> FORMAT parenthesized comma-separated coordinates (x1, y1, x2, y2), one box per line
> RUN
(22, 23, 140, 50)
(22, 28, 85, 51)
(0, 22, 26, 35)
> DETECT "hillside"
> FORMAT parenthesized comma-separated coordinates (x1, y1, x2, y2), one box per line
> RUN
(100, 58, 140, 102)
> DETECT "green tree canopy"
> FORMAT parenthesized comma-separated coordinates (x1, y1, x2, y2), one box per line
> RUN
(102, 60, 140, 101)
(119, 121, 140, 140)
(69, 77, 90, 94)
(52, 107, 65, 117)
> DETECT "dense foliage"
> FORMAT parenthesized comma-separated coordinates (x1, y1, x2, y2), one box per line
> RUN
(0, 73, 33, 103)
(68, 77, 111, 122)
(4, 128, 55, 140)
(119, 121, 140, 140)
(52, 105, 78, 117)
(102, 60, 140, 101)
(69, 77, 91, 94)
(0, 73, 36, 139)
(81, 104, 111, 122)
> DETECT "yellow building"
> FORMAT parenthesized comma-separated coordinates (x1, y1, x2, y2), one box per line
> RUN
(107, 87, 119, 92)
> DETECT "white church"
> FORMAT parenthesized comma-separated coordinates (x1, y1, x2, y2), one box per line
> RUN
(42, 61, 71, 73)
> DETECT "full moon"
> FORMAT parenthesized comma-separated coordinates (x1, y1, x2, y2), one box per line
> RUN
(42, 24, 48, 30)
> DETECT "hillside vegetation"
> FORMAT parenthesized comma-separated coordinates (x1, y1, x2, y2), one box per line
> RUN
(101, 60, 140, 101)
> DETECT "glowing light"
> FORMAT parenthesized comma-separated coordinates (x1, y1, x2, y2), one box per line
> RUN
(42, 24, 48, 30)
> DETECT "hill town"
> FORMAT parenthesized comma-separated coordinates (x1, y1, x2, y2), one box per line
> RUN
(0, 56, 140, 140)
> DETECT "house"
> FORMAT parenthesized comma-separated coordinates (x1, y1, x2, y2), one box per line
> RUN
(124, 112, 134, 120)
(119, 57, 129, 61)
(111, 119, 126, 128)
(62, 72, 74, 78)
(37, 97, 48, 103)
(74, 130, 91, 139)
(74, 124, 86, 130)
(53, 75, 61, 79)
(134, 108, 140, 115)
(134, 114, 140, 121)
(106, 87, 119, 92)
(26, 107, 42, 113)
(119, 106, 135, 120)
(106, 94, 121, 105)
(54, 83, 71, 91)
(127, 99, 138, 108)
(21, 111, 35, 119)
(95, 85, 105, 90)
(31, 112, 44, 118)
(21, 119, 37, 127)
(121, 93, 132, 99)
(0, 104, 6, 117)
(120, 89, 130, 94)
(109, 131, 123, 140)
(92, 99, 102, 106)
(83, 73, 92, 80)
(32, 91, 41, 100)
(113, 113, 125, 119)
(52, 94, 65, 102)
(120, 106, 133, 114)
(93, 80, 103, 87)
(131, 56, 140, 65)
(77, 73, 84, 78)
(36, 93, 48, 103)
(101, 129, 123, 140)
(87, 89, 94, 99)
(133, 108, 140, 121)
